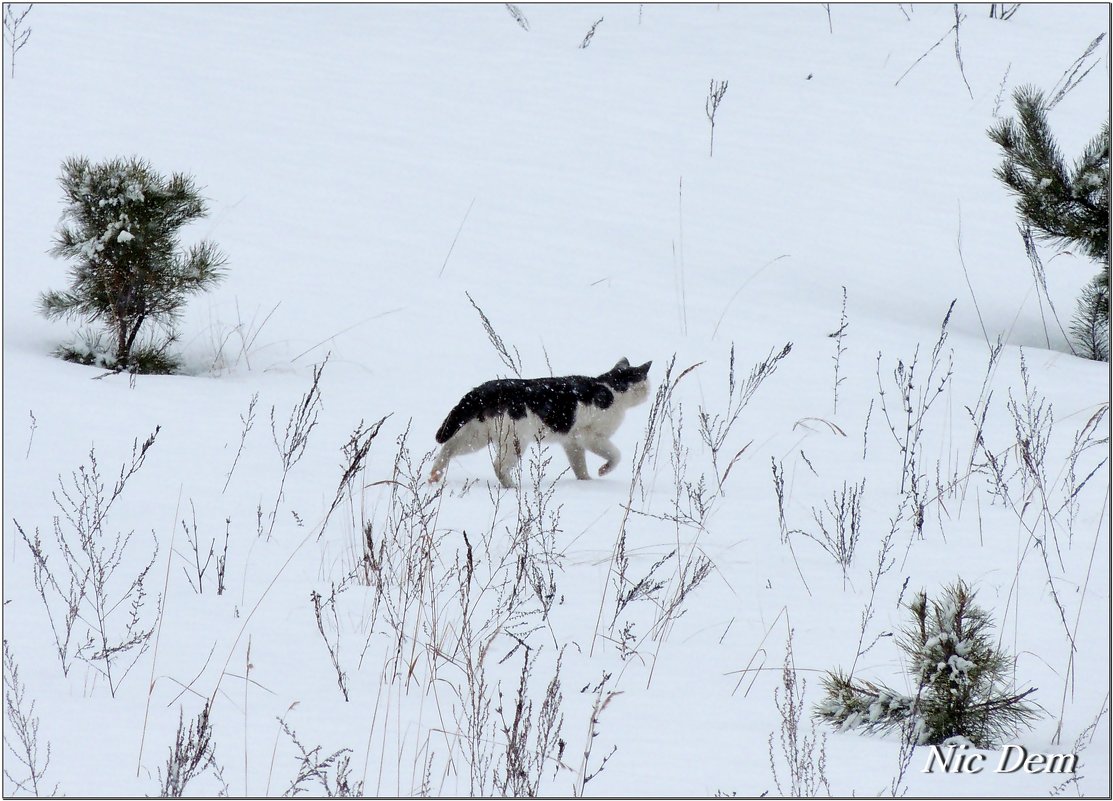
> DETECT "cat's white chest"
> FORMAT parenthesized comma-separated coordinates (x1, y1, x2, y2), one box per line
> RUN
(563, 401, 624, 442)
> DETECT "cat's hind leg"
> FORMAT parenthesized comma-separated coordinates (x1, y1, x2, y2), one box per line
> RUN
(487, 416, 527, 488)
(493, 435, 523, 488)
(429, 443, 457, 483)
(429, 447, 451, 483)
(429, 421, 487, 483)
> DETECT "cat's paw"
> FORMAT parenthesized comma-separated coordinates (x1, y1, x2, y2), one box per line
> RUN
(598, 461, 614, 476)
(428, 467, 444, 484)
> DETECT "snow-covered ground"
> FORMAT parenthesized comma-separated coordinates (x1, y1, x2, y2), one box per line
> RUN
(3, 3, 1109, 797)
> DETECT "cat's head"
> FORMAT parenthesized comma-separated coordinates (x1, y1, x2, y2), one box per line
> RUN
(602, 357, 652, 405)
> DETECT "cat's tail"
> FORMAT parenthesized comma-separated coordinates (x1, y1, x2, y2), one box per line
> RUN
(435, 404, 468, 444)
(435, 382, 501, 443)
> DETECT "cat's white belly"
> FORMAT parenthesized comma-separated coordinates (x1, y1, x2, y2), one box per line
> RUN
(449, 412, 547, 451)
(456, 403, 624, 450)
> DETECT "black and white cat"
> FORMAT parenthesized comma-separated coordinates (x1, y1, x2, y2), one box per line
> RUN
(429, 358, 652, 487)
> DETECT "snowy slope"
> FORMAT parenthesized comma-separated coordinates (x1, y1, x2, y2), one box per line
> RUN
(3, 4, 1109, 797)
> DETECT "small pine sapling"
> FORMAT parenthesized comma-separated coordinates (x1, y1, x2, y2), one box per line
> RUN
(988, 86, 1109, 360)
(40, 156, 227, 373)
(1070, 273, 1109, 361)
(815, 579, 1040, 747)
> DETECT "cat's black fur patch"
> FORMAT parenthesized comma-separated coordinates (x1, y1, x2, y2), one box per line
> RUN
(435, 358, 651, 444)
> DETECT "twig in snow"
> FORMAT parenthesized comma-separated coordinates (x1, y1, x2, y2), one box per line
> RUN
(3, 4, 32, 78)
(952, 5, 974, 99)
(505, 3, 529, 31)
(438, 196, 477, 278)
(579, 16, 603, 49)
(1048, 33, 1105, 109)
(706, 79, 729, 157)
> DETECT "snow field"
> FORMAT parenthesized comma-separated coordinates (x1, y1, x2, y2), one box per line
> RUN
(3, 4, 1109, 796)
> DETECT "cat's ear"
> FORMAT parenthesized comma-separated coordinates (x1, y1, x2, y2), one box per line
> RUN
(637, 361, 652, 377)
(613, 357, 630, 371)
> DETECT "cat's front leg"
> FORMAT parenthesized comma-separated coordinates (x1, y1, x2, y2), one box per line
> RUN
(562, 442, 590, 480)
(584, 435, 621, 476)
